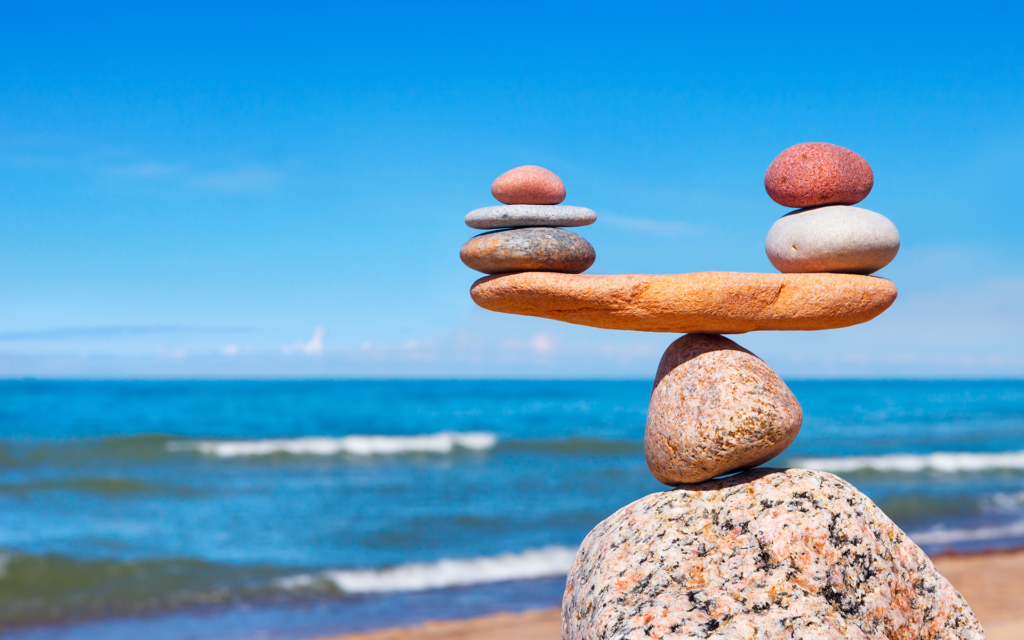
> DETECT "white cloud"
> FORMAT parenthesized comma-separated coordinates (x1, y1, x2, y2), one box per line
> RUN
(221, 344, 240, 356)
(283, 327, 325, 356)
(600, 213, 698, 236)
(106, 161, 182, 179)
(186, 168, 283, 193)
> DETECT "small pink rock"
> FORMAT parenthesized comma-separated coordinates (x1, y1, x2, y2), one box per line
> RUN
(765, 143, 873, 208)
(491, 166, 566, 205)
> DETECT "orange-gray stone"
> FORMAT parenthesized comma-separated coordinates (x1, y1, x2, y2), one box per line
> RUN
(765, 143, 873, 208)
(563, 468, 984, 640)
(459, 228, 595, 275)
(490, 165, 566, 205)
(766, 205, 900, 275)
(645, 334, 801, 484)
(470, 272, 897, 333)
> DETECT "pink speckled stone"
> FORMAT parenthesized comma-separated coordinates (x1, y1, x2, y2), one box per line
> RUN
(491, 166, 566, 205)
(765, 143, 874, 208)
(645, 334, 802, 485)
(562, 468, 984, 640)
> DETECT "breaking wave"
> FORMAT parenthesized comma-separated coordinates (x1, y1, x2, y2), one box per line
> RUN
(793, 450, 1024, 473)
(910, 520, 1024, 545)
(168, 432, 498, 457)
(278, 546, 577, 594)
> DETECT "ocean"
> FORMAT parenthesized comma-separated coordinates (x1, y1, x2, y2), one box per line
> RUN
(1, 380, 1022, 639)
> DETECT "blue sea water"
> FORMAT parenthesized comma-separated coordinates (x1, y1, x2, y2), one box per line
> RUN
(1, 380, 1023, 639)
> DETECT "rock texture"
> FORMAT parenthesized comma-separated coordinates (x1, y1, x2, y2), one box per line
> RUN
(562, 468, 984, 640)
(766, 206, 900, 275)
(465, 205, 597, 230)
(491, 165, 566, 205)
(646, 335, 801, 484)
(460, 228, 595, 275)
(470, 272, 897, 333)
(765, 143, 873, 208)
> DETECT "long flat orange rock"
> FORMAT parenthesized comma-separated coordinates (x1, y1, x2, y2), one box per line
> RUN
(470, 272, 897, 333)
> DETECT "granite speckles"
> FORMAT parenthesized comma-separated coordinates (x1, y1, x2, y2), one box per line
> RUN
(470, 271, 898, 333)
(766, 205, 900, 275)
(465, 205, 597, 230)
(562, 468, 984, 640)
(491, 165, 566, 205)
(645, 334, 801, 484)
(765, 143, 874, 208)
(460, 228, 595, 275)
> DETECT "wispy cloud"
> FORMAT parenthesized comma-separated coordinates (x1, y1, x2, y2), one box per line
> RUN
(103, 159, 284, 194)
(283, 327, 325, 356)
(0, 325, 250, 342)
(600, 213, 698, 236)
(105, 161, 182, 179)
(185, 168, 284, 193)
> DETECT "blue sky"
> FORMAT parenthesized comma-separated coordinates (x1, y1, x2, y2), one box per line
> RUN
(0, 2, 1022, 378)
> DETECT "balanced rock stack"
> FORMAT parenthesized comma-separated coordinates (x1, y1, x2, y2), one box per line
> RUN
(460, 166, 597, 275)
(460, 149, 984, 639)
(764, 143, 901, 276)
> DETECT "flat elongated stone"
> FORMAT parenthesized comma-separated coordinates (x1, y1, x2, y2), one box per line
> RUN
(563, 468, 983, 640)
(491, 165, 565, 205)
(470, 271, 897, 333)
(646, 334, 801, 484)
(765, 143, 873, 208)
(766, 205, 900, 275)
(460, 228, 595, 275)
(465, 205, 596, 229)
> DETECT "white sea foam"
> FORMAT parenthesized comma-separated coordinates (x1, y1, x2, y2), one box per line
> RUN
(793, 450, 1024, 473)
(910, 520, 1024, 545)
(168, 432, 498, 457)
(278, 546, 577, 594)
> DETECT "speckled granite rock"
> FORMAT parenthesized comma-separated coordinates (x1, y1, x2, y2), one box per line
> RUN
(466, 205, 597, 229)
(470, 272, 897, 333)
(765, 143, 873, 208)
(766, 206, 900, 275)
(562, 468, 984, 640)
(646, 334, 801, 484)
(460, 228, 595, 275)
(491, 165, 566, 205)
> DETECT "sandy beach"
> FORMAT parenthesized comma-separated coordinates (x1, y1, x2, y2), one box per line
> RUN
(321, 549, 1024, 640)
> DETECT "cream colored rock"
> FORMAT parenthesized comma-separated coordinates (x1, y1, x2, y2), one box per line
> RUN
(470, 271, 897, 333)
(646, 334, 801, 484)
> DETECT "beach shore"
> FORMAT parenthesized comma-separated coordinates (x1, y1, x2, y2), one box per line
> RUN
(319, 549, 1024, 640)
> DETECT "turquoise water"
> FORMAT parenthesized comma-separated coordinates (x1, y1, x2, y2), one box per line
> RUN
(1, 380, 1023, 638)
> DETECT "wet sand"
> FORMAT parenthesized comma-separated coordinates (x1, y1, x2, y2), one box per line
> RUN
(319, 549, 1024, 640)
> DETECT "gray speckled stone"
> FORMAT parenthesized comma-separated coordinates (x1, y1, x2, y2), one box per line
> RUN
(459, 227, 595, 275)
(563, 468, 984, 640)
(465, 205, 597, 229)
(766, 205, 900, 275)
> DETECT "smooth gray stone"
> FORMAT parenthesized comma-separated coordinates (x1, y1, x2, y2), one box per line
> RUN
(465, 205, 597, 229)
(460, 227, 595, 275)
(765, 205, 900, 275)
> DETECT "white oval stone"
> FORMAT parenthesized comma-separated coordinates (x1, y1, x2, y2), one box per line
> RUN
(465, 205, 596, 230)
(765, 205, 900, 275)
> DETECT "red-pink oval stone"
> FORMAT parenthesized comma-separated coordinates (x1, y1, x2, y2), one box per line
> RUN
(491, 165, 566, 205)
(764, 143, 873, 208)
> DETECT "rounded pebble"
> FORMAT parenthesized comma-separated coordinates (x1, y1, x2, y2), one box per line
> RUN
(645, 334, 802, 485)
(765, 205, 900, 275)
(491, 166, 565, 205)
(465, 205, 596, 230)
(765, 142, 873, 208)
(459, 228, 595, 275)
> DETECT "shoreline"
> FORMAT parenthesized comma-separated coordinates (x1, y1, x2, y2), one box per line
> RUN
(317, 548, 1024, 640)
